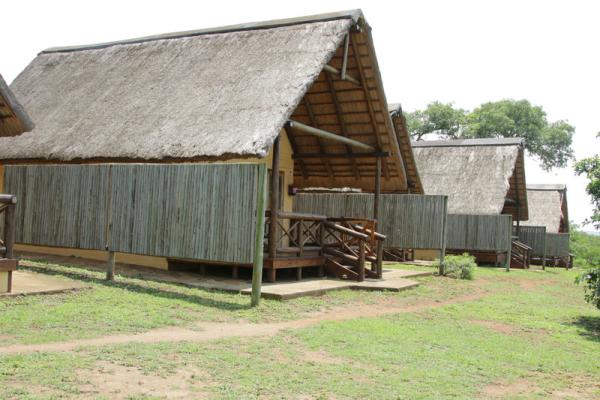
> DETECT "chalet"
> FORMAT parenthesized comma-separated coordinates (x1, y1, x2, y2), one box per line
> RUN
(0, 10, 407, 287)
(0, 73, 29, 292)
(411, 138, 529, 267)
(519, 184, 571, 267)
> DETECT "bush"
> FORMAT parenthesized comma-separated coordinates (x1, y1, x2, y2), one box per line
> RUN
(436, 253, 476, 280)
(575, 265, 600, 309)
(570, 229, 600, 268)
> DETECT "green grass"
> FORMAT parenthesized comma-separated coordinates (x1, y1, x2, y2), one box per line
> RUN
(0, 259, 444, 345)
(0, 264, 598, 399)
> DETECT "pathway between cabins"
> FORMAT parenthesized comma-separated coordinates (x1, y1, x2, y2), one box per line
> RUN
(0, 290, 487, 355)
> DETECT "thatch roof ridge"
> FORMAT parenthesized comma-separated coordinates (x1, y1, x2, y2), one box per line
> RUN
(0, 73, 34, 137)
(412, 137, 524, 148)
(43, 10, 363, 54)
(527, 184, 566, 191)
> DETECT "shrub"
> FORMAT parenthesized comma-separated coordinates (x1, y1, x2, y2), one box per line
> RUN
(575, 264, 600, 310)
(436, 253, 476, 280)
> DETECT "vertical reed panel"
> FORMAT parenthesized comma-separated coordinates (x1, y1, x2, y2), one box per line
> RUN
(514, 226, 546, 257)
(294, 193, 447, 249)
(446, 214, 512, 252)
(4, 163, 260, 264)
(545, 233, 570, 257)
(109, 163, 260, 264)
(4, 165, 109, 249)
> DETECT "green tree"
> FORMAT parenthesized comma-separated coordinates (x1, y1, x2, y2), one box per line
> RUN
(405, 99, 575, 170)
(405, 101, 466, 140)
(574, 138, 600, 229)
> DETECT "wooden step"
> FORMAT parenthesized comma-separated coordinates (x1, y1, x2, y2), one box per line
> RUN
(323, 247, 358, 263)
(325, 259, 358, 280)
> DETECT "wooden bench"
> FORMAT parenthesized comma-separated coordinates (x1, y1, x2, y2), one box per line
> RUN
(0, 258, 18, 293)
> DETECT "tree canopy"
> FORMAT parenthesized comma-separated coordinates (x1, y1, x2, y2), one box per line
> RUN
(405, 99, 574, 170)
(574, 133, 600, 230)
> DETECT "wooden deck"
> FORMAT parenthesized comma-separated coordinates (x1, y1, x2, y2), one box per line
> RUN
(264, 211, 385, 283)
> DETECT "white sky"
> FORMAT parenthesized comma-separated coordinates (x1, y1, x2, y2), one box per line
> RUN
(3, 0, 599, 229)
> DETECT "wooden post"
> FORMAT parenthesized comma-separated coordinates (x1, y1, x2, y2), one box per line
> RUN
(251, 165, 268, 307)
(439, 196, 448, 276)
(105, 165, 115, 281)
(542, 235, 547, 271)
(106, 251, 115, 281)
(374, 157, 381, 221)
(376, 239, 384, 279)
(297, 220, 304, 257)
(505, 217, 512, 272)
(4, 203, 15, 260)
(267, 135, 281, 260)
(357, 240, 365, 282)
(4, 201, 16, 294)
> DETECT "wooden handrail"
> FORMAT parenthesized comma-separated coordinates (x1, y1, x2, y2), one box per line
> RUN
(323, 221, 369, 240)
(352, 225, 386, 241)
(0, 194, 17, 204)
(277, 211, 327, 221)
(512, 241, 531, 251)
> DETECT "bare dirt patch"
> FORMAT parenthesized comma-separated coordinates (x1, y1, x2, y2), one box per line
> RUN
(302, 349, 346, 365)
(77, 361, 211, 399)
(3, 382, 62, 399)
(470, 320, 519, 335)
(518, 279, 544, 290)
(480, 374, 600, 399)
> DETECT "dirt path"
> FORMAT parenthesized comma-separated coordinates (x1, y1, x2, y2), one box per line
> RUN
(0, 290, 486, 355)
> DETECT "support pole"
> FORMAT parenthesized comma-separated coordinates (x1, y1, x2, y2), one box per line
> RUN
(267, 135, 281, 260)
(341, 34, 350, 80)
(4, 202, 16, 293)
(106, 251, 115, 281)
(322, 65, 361, 86)
(374, 157, 381, 221)
(505, 216, 512, 272)
(251, 165, 268, 307)
(357, 240, 365, 282)
(105, 165, 115, 281)
(439, 196, 448, 276)
(376, 239, 384, 279)
(4, 202, 15, 259)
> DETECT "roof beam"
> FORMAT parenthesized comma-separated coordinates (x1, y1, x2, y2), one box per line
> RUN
(293, 151, 389, 159)
(303, 97, 335, 178)
(323, 72, 361, 178)
(349, 33, 391, 181)
(323, 65, 360, 86)
(340, 34, 350, 80)
(287, 120, 375, 151)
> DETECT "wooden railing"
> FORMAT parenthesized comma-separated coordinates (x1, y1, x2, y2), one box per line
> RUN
(265, 211, 385, 281)
(0, 194, 17, 293)
(511, 239, 532, 269)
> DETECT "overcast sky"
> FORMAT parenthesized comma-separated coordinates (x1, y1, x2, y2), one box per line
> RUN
(3, 0, 599, 229)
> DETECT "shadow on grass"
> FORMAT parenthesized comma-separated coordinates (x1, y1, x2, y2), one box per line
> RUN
(572, 315, 600, 342)
(19, 264, 253, 312)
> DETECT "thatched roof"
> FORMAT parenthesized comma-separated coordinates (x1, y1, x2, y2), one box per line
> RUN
(522, 184, 568, 233)
(0, 73, 34, 137)
(388, 104, 423, 194)
(1, 10, 407, 193)
(412, 138, 528, 220)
